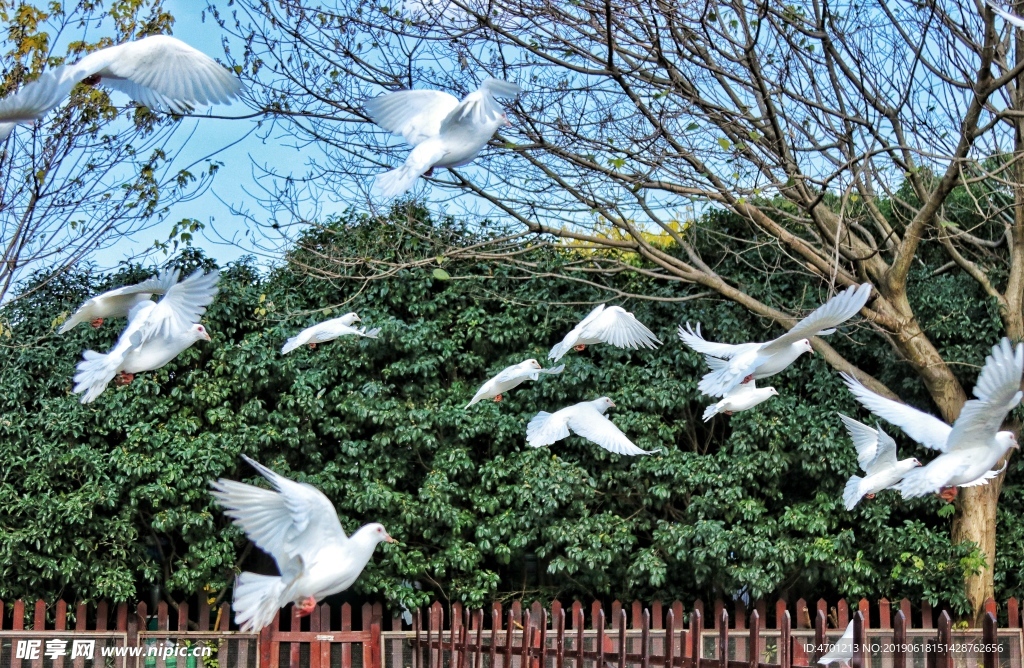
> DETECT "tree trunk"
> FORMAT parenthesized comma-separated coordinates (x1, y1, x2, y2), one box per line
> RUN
(952, 482, 1002, 621)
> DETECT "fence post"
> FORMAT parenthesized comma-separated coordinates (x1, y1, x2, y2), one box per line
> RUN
(555, 607, 565, 668)
(666, 609, 676, 668)
(851, 611, 864, 668)
(747, 610, 759, 668)
(893, 610, 906, 668)
(983, 612, 997, 668)
(371, 612, 382, 668)
(618, 609, 627, 668)
(812, 609, 825, 665)
(779, 611, 790, 668)
(596, 609, 606, 668)
(489, 608, 499, 668)
(641, 609, 651, 668)
(691, 609, 702, 668)
(504, 610, 514, 668)
(575, 605, 584, 668)
(718, 608, 728, 668)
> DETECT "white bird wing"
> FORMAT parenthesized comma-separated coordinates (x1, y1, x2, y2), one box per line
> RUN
(583, 306, 662, 350)
(946, 338, 1024, 454)
(677, 322, 749, 360)
(138, 268, 220, 344)
(761, 284, 872, 354)
(817, 621, 855, 666)
(865, 425, 899, 475)
(440, 78, 521, 132)
(958, 460, 1008, 488)
(364, 89, 460, 146)
(566, 404, 655, 456)
(210, 455, 348, 578)
(548, 304, 605, 360)
(65, 36, 242, 113)
(840, 372, 952, 452)
(988, 0, 1024, 29)
(838, 413, 880, 470)
(59, 268, 180, 334)
(0, 66, 75, 128)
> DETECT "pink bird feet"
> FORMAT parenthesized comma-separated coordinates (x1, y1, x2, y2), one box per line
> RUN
(90, 318, 104, 328)
(939, 487, 958, 502)
(573, 344, 586, 351)
(295, 596, 318, 617)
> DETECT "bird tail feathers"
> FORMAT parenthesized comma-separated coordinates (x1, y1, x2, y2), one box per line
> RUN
(526, 411, 570, 447)
(375, 165, 422, 197)
(697, 367, 741, 398)
(58, 311, 87, 335)
(358, 327, 381, 339)
(548, 340, 572, 362)
(895, 469, 933, 499)
(702, 402, 722, 422)
(843, 475, 866, 510)
(72, 349, 125, 404)
(232, 571, 286, 633)
(281, 331, 311, 355)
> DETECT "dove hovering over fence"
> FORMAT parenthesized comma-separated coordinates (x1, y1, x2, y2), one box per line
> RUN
(211, 455, 395, 633)
(701, 379, 778, 421)
(841, 338, 1024, 501)
(679, 283, 872, 397)
(59, 268, 179, 333)
(72, 268, 219, 403)
(365, 77, 523, 196)
(839, 414, 921, 510)
(527, 397, 656, 456)
(0, 35, 243, 140)
(465, 359, 565, 408)
(548, 304, 661, 362)
(281, 313, 380, 354)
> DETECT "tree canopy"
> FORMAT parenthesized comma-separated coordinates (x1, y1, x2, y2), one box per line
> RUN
(2, 208, 1021, 618)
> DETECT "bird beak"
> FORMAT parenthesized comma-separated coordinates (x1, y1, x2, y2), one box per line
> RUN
(385, 533, 396, 544)
(503, 114, 511, 126)
(201, 331, 212, 342)
(609, 400, 616, 408)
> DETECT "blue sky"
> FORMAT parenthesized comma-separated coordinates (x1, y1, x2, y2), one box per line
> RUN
(94, 0, 316, 272)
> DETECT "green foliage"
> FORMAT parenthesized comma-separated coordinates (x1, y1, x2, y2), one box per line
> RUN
(1, 208, 1020, 618)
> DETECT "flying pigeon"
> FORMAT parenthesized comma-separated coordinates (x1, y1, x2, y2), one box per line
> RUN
(548, 304, 661, 362)
(839, 414, 921, 510)
(701, 380, 778, 421)
(72, 268, 219, 403)
(817, 621, 854, 667)
(679, 283, 872, 397)
(364, 77, 523, 196)
(0, 35, 243, 140)
(527, 397, 656, 456)
(59, 268, 179, 333)
(210, 455, 395, 632)
(281, 313, 380, 354)
(465, 359, 565, 408)
(841, 338, 1024, 500)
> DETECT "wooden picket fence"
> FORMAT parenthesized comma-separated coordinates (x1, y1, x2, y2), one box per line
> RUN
(1, 597, 1023, 668)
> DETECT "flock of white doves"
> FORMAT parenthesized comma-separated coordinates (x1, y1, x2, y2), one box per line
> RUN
(5, 17, 1024, 635)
